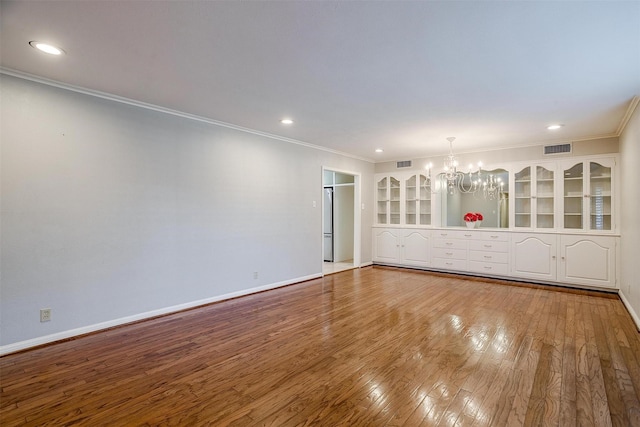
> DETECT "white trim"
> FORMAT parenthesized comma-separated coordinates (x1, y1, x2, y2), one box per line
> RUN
(619, 290, 640, 332)
(360, 261, 373, 267)
(0, 67, 373, 163)
(616, 95, 640, 136)
(0, 273, 322, 356)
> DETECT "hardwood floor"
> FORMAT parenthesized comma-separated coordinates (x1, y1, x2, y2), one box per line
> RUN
(1, 266, 639, 426)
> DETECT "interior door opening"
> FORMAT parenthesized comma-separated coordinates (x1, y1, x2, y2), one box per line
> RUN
(322, 169, 360, 275)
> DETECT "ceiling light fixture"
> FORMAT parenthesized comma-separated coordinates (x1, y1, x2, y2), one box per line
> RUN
(29, 41, 64, 55)
(547, 124, 564, 130)
(280, 118, 293, 125)
(425, 137, 503, 200)
(375, 148, 383, 153)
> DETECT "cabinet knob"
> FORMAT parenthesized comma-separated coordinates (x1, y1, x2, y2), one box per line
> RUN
(562, 256, 565, 261)
(552, 255, 556, 260)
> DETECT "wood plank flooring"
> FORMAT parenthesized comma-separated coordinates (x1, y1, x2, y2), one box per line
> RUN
(1, 266, 640, 426)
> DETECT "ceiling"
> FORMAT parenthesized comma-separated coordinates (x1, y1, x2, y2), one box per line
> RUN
(1, 1, 639, 162)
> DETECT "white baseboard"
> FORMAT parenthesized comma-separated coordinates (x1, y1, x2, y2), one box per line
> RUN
(0, 273, 322, 356)
(619, 290, 640, 331)
(360, 261, 373, 267)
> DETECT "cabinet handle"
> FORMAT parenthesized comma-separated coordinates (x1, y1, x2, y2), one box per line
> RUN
(446, 262, 453, 266)
(446, 242, 453, 246)
(484, 244, 492, 248)
(562, 256, 565, 261)
(440, 233, 448, 237)
(446, 252, 453, 255)
(484, 255, 492, 259)
(465, 234, 472, 237)
(552, 255, 556, 260)
(484, 266, 492, 270)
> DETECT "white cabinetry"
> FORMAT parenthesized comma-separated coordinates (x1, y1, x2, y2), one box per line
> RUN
(511, 233, 617, 289)
(432, 230, 471, 271)
(468, 232, 509, 276)
(512, 164, 556, 229)
(511, 233, 558, 281)
(376, 172, 432, 226)
(372, 228, 431, 267)
(560, 158, 615, 231)
(559, 235, 616, 288)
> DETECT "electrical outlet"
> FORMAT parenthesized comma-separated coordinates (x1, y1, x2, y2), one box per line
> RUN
(253, 272, 258, 279)
(40, 308, 51, 322)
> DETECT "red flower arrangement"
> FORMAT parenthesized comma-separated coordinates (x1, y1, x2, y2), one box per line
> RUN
(464, 212, 478, 222)
(464, 212, 483, 222)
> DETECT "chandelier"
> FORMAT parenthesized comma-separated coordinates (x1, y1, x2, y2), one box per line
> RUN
(425, 137, 504, 199)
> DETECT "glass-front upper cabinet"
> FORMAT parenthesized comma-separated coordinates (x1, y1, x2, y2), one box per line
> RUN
(405, 173, 431, 225)
(376, 174, 401, 225)
(560, 158, 615, 231)
(513, 164, 555, 229)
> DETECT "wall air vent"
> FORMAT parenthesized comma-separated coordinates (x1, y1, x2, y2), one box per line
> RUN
(543, 143, 572, 155)
(396, 160, 412, 168)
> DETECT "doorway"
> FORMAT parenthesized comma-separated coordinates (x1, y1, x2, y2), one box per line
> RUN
(322, 168, 361, 275)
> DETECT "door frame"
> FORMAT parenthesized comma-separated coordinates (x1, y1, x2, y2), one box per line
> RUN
(321, 167, 361, 272)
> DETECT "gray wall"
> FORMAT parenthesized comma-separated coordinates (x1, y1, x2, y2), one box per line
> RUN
(619, 102, 640, 326)
(0, 75, 374, 349)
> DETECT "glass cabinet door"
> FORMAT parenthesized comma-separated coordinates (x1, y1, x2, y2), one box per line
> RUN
(419, 174, 431, 225)
(589, 162, 612, 230)
(563, 163, 584, 229)
(536, 166, 554, 229)
(405, 175, 417, 225)
(514, 166, 531, 227)
(376, 176, 388, 224)
(390, 177, 401, 225)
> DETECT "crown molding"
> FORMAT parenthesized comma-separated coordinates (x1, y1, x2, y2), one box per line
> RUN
(616, 95, 640, 136)
(0, 67, 374, 164)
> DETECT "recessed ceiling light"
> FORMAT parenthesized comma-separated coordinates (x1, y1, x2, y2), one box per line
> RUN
(547, 124, 564, 130)
(280, 119, 293, 125)
(375, 148, 384, 153)
(29, 41, 64, 55)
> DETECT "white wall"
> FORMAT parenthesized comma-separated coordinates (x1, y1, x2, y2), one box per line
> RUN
(334, 185, 354, 262)
(0, 74, 374, 351)
(619, 101, 640, 328)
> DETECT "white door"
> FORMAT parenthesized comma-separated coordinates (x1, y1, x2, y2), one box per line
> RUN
(372, 229, 401, 263)
(511, 233, 557, 281)
(559, 235, 616, 288)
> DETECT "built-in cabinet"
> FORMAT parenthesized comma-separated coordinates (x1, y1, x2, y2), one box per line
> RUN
(510, 233, 616, 288)
(560, 159, 615, 231)
(373, 227, 618, 290)
(372, 154, 619, 291)
(512, 163, 556, 229)
(376, 172, 431, 226)
(372, 228, 431, 267)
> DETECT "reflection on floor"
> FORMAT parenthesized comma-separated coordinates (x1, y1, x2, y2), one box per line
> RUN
(323, 260, 355, 275)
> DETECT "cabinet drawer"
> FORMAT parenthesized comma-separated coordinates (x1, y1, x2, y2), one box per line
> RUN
(433, 230, 477, 240)
(469, 250, 509, 264)
(478, 231, 509, 242)
(433, 248, 467, 260)
(433, 239, 467, 250)
(468, 261, 508, 275)
(433, 257, 467, 271)
(469, 240, 509, 253)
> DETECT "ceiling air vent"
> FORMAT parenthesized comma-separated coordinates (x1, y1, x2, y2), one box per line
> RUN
(543, 143, 572, 155)
(396, 160, 412, 168)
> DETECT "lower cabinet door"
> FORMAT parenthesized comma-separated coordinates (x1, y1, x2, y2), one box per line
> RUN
(372, 228, 401, 263)
(559, 235, 616, 288)
(511, 234, 557, 281)
(401, 230, 431, 267)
